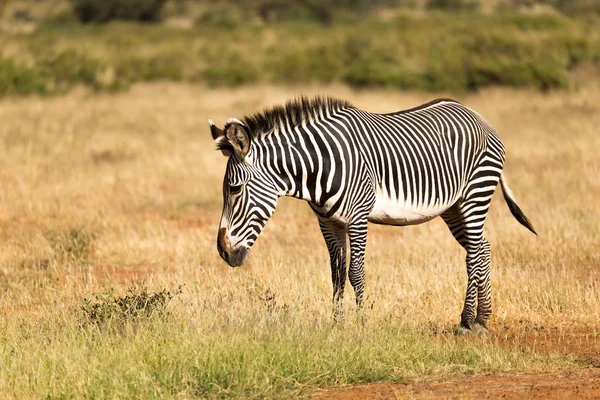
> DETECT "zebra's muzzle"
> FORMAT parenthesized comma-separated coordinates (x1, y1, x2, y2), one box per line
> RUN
(225, 246, 249, 267)
(217, 227, 249, 267)
(218, 244, 248, 267)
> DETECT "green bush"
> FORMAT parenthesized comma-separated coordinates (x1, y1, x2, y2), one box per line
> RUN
(538, 0, 600, 16)
(557, 0, 600, 16)
(116, 56, 183, 82)
(255, 0, 335, 25)
(0, 52, 116, 96)
(0, 58, 46, 96)
(426, 0, 480, 11)
(201, 53, 258, 86)
(506, 14, 566, 31)
(195, 5, 248, 29)
(70, 0, 167, 23)
(265, 45, 344, 83)
(41, 50, 108, 90)
(196, 0, 416, 26)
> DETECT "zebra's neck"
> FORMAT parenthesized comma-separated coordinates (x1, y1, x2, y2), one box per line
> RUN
(253, 117, 345, 205)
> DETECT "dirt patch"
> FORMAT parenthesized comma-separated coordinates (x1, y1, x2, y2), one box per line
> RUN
(494, 324, 600, 361)
(91, 264, 156, 284)
(315, 368, 600, 399)
(316, 326, 600, 399)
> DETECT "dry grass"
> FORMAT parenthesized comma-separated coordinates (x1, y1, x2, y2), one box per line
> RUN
(0, 83, 599, 397)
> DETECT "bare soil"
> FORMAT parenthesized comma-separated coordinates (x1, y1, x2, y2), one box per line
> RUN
(315, 368, 600, 399)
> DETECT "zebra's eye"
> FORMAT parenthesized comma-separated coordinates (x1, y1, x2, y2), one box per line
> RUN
(229, 184, 243, 195)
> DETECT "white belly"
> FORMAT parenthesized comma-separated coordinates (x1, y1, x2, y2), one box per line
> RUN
(368, 193, 450, 226)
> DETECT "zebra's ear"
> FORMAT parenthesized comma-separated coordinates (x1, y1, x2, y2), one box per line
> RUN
(224, 119, 250, 159)
(209, 119, 224, 140)
(209, 120, 233, 157)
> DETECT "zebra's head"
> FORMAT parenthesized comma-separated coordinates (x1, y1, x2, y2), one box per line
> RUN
(209, 118, 279, 267)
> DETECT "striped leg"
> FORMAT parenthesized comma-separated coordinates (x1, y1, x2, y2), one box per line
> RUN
(348, 218, 368, 308)
(474, 239, 492, 327)
(442, 199, 493, 331)
(318, 218, 347, 318)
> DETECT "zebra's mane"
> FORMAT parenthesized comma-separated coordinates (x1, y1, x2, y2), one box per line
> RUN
(243, 96, 354, 138)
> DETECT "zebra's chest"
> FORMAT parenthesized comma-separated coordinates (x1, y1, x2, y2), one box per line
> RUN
(367, 191, 450, 226)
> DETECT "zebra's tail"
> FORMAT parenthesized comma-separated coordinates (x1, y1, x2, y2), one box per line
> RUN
(499, 174, 537, 235)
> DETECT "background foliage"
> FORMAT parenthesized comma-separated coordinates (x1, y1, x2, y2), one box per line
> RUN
(70, 0, 168, 22)
(0, 0, 599, 95)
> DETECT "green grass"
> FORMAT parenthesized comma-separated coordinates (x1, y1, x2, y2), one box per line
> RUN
(1, 11, 599, 96)
(0, 298, 577, 399)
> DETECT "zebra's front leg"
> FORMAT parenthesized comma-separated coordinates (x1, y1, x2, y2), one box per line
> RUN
(318, 218, 347, 320)
(348, 219, 368, 308)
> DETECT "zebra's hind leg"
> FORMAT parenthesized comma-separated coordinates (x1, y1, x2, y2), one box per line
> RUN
(442, 200, 493, 333)
(317, 218, 348, 320)
(474, 238, 492, 330)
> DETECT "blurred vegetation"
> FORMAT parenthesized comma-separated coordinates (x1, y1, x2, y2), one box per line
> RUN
(43, 226, 97, 264)
(70, 0, 167, 23)
(0, 0, 599, 96)
(526, 0, 600, 16)
(426, 0, 480, 11)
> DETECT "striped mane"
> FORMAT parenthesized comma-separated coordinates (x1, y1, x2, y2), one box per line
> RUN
(243, 96, 354, 138)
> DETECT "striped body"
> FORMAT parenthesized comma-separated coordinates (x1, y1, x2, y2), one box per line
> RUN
(211, 97, 536, 331)
(286, 101, 503, 226)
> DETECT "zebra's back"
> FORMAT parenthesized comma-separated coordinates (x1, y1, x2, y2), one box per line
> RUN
(339, 100, 505, 226)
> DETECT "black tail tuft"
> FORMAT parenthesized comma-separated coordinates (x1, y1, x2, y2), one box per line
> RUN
(500, 174, 537, 235)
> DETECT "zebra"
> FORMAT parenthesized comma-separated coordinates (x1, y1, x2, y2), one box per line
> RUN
(209, 96, 536, 333)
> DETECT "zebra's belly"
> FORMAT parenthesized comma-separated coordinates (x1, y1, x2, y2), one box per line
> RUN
(368, 194, 450, 226)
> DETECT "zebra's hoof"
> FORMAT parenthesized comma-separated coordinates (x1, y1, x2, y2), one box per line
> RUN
(455, 325, 472, 336)
(472, 323, 489, 335)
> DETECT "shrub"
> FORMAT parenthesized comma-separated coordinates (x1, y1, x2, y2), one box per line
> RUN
(81, 287, 181, 326)
(70, 0, 167, 23)
(426, 0, 480, 11)
(116, 56, 183, 82)
(40, 50, 108, 91)
(195, 5, 247, 29)
(0, 58, 46, 96)
(265, 45, 344, 83)
(555, 0, 600, 16)
(201, 53, 258, 86)
(535, 0, 600, 16)
(0, 52, 115, 96)
(506, 14, 566, 31)
(463, 34, 570, 90)
(249, 0, 335, 24)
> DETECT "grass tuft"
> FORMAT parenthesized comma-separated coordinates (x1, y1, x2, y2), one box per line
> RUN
(43, 227, 97, 263)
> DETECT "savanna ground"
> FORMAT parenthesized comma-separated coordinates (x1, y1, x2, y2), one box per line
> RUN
(0, 82, 599, 398)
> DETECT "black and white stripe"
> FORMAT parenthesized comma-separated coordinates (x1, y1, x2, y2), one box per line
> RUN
(211, 96, 536, 331)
